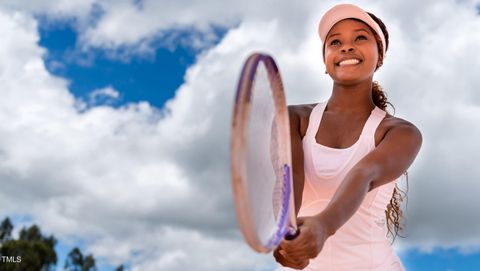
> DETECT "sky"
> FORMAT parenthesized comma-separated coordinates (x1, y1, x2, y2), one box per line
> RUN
(1, 0, 480, 270)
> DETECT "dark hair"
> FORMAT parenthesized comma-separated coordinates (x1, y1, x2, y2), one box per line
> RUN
(367, 11, 408, 242)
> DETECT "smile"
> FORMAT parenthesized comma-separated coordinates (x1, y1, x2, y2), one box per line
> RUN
(337, 59, 361, 66)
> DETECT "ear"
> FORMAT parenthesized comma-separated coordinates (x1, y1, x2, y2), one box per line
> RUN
(375, 57, 384, 70)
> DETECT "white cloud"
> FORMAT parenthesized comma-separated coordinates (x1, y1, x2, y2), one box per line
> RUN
(88, 86, 120, 105)
(373, 0, 480, 252)
(0, 0, 95, 19)
(1, 0, 480, 270)
(87, 227, 273, 271)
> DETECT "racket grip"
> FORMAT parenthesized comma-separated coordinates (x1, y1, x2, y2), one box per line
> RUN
(285, 229, 300, 240)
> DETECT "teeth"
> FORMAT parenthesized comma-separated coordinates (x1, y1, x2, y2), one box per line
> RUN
(339, 59, 360, 66)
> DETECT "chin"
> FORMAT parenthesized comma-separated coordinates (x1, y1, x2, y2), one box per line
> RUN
(332, 75, 372, 85)
(333, 74, 363, 83)
(332, 70, 373, 83)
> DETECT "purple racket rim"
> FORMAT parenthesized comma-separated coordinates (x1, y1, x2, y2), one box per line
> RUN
(265, 164, 292, 250)
(231, 52, 296, 253)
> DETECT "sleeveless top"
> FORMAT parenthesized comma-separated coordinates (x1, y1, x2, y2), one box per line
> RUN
(277, 102, 405, 271)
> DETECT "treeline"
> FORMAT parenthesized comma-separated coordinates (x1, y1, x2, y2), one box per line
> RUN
(0, 217, 124, 271)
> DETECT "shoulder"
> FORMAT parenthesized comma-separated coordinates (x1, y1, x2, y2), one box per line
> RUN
(288, 103, 318, 138)
(377, 114, 422, 146)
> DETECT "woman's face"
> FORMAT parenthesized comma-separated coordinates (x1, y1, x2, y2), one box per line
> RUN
(324, 19, 380, 84)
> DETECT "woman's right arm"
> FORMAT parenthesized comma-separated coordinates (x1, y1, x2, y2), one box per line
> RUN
(287, 105, 305, 215)
(272, 106, 309, 270)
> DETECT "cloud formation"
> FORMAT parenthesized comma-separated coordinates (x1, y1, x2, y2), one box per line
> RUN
(1, 0, 480, 270)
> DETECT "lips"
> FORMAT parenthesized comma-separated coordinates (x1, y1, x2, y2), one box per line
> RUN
(336, 58, 362, 66)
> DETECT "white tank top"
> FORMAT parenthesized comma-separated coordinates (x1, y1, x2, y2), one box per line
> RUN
(277, 102, 405, 271)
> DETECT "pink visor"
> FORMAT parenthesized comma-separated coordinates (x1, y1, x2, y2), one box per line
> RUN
(318, 4, 386, 58)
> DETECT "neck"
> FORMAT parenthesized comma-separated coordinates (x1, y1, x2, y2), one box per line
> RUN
(327, 79, 376, 114)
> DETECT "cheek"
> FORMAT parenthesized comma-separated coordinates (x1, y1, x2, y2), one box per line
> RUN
(370, 43, 381, 63)
(373, 46, 380, 61)
(364, 45, 380, 67)
(323, 49, 336, 66)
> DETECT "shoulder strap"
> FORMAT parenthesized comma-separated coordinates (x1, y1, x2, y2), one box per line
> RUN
(305, 102, 327, 138)
(360, 107, 387, 138)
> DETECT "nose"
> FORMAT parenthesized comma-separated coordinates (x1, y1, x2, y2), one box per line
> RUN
(341, 45, 355, 53)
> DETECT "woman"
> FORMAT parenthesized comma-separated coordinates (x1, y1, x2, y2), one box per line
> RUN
(274, 4, 422, 271)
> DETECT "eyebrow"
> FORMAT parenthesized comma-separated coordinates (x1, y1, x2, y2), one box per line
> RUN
(354, 28, 370, 34)
(327, 28, 370, 40)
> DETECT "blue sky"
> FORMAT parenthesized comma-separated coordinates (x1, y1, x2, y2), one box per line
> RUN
(38, 18, 197, 109)
(1, 1, 480, 270)
(402, 248, 480, 271)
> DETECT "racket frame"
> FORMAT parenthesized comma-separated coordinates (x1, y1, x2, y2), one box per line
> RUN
(231, 52, 297, 253)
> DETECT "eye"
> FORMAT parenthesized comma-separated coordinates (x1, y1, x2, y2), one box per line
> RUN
(356, 35, 367, 41)
(330, 39, 341, 46)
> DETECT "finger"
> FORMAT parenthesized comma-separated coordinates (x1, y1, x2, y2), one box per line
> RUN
(281, 238, 320, 260)
(278, 238, 305, 254)
(273, 248, 292, 263)
(274, 248, 309, 269)
(273, 248, 283, 262)
(297, 259, 310, 270)
(286, 258, 310, 270)
(282, 240, 321, 260)
(284, 258, 309, 269)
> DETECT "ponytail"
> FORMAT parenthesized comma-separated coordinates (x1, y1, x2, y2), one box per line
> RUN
(371, 80, 407, 242)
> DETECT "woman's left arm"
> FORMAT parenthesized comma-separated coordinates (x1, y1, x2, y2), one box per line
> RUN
(319, 119, 422, 237)
(275, 119, 422, 267)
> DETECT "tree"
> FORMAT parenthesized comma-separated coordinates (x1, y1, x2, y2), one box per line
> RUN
(0, 217, 124, 271)
(0, 218, 13, 243)
(64, 247, 97, 271)
(0, 222, 57, 271)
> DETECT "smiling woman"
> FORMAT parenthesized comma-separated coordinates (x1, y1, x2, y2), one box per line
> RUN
(273, 4, 422, 271)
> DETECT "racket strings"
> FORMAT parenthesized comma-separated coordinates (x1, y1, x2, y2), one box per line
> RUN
(246, 63, 286, 247)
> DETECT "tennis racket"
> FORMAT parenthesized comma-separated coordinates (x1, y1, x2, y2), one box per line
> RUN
(231, 52, 297, 253)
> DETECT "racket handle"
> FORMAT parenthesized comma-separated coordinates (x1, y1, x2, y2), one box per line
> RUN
(285, 229, 300, 240)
